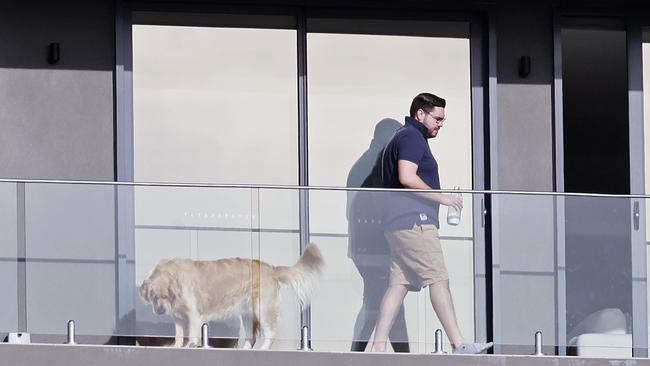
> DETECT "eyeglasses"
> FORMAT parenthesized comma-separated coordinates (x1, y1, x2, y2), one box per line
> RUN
(423, 110, 445, 123)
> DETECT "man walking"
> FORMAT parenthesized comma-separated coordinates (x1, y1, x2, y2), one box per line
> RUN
(370, 93, 492, 354)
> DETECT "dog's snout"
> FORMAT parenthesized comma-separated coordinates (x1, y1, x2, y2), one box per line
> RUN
(155, 305, 166, 314)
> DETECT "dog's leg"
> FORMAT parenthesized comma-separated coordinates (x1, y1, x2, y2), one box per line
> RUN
(241, 288, 261, 349)
(180, 318, 192, 347)
(240, 313, 259, 349)
(186, 314, 203, 347)
(240, 315, 252, 349)
(258, 301, 279, 350)
(173, 321, 184, 347)
(258, 321, 276, 350)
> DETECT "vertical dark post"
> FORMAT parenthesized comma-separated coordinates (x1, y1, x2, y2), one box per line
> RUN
(296, 12, 312, 346)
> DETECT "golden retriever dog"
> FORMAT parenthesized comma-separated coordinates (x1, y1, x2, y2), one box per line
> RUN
(139, 244, 324, 349)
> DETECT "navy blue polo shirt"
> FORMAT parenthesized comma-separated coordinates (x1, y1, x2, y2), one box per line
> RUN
(381, 116, 441, 230)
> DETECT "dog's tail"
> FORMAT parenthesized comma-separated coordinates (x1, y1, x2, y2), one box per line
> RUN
(274, 243, 324, 305)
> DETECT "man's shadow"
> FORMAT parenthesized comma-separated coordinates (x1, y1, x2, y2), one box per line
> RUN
(346, 118, 409, 352)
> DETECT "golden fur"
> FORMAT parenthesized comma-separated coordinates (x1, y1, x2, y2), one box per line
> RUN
(139, 244, 324, 349)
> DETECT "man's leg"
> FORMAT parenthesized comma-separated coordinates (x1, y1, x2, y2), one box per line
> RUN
(370, 284, 408, 352)
(350, 265, 382, 352)
(428, 280, 463, 348)
(388, 304, 410, 352)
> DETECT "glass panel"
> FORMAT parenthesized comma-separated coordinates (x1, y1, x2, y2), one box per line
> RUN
(1, 180, 642, 356)
(306, 19, 474, 352)
(132, 22, 298, 184)
(493, 193, 635, 357)
(257, 188, 301, 349)
(309, 188, 474, 352)
(24, 182, 117, 341)
(134, 185, 254, 346)
(309, 189, 414, 352)
(307, 21, 473, 190)
(0, 182, 18, 334)
(565, 196, 632, 357)
(560, 24, 640, 358)
(493, 193, 556, 354)
(131, 17, 298, 345)
(561, 27, 629, 194)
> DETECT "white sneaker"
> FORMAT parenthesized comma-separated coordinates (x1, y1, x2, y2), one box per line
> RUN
(452, 342, 493, 354)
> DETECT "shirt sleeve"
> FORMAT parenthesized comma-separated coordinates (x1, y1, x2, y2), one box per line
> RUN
(395, 131, 425, 165)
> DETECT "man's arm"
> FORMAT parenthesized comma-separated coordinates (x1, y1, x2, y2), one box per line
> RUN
(397, 160, 463, 210)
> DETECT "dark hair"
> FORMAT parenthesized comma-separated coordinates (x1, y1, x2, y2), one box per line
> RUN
(409, 93, 446, 118)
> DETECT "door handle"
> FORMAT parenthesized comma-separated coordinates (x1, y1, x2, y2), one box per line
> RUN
(634, 201, 640, 231)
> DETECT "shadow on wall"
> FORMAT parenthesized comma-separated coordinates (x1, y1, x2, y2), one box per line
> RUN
(106, 296, 240, 347)
(345, 118, 410, 352)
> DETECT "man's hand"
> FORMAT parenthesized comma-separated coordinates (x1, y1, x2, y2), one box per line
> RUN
(440, 193, 463, 211)
(397, 160, 464, 209)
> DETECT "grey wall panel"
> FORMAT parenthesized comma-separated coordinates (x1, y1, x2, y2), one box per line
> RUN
(0, 0, 115, 181)
(497, 84, 554, 190)
(500, 274, 556, 346)
(493, 194, 557, 348)
(25, 263, 115, 335)
(0, 69, 114, 180)
(496, 3, 554, 191)
(498, 194, 555, 273)
(24, 184, 115, 260)
(494, 3, 556, 351)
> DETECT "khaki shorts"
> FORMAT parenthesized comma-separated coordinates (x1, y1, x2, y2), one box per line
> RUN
(384, 224, 448, 291)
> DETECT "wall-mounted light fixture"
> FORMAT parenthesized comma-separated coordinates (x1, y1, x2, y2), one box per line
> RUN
(47, 43, 60, 65)
(518, 55, 531, 78)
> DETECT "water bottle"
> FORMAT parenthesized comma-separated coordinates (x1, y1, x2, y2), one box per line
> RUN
(446, 186, 462, 226)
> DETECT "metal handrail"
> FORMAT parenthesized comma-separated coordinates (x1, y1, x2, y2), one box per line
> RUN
(0, 178, 648, 198)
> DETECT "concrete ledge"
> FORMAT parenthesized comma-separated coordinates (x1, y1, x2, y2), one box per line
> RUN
(1, 343, 649, 366)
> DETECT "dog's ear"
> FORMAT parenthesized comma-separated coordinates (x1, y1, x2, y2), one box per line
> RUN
(166, 273, 181, 305)
(139, 279, 151, 304)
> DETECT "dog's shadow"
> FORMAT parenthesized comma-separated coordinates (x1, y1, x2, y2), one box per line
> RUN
(107, 299, 240, 348)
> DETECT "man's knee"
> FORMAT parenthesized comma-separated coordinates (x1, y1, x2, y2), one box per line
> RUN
(428, 279, 450, 291)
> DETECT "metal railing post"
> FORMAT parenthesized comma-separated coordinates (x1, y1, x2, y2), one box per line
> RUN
(200, 323, 211, 348)
(432, 329, 444, 354)
(65, 320, 77, 345)
(298, 325, 313, 351)
(533, 331, 544, 356)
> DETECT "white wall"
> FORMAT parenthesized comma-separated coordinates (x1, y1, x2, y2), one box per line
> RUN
(132, 25, 298, 185)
